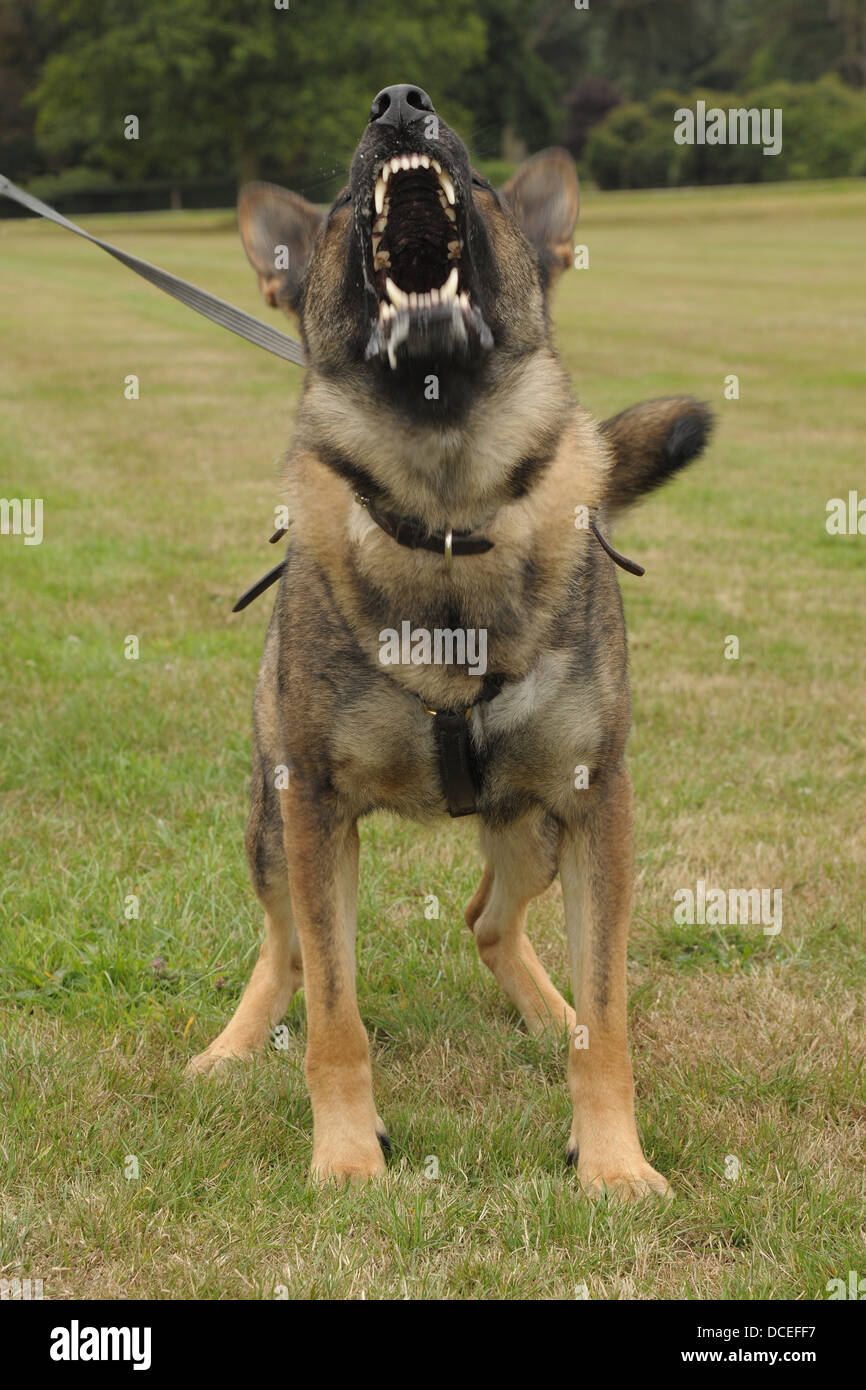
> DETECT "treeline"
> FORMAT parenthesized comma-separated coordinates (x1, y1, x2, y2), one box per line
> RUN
(0, 0, 864, 206)
(587, 78, 866, 189)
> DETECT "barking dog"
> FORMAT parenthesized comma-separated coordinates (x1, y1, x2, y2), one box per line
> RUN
(187, 84, 712, 1198)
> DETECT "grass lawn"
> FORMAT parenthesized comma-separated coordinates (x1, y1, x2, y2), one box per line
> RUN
(0, 179, 864, 1300)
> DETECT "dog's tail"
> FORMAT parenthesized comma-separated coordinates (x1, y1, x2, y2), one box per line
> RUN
(599, 396, 713, 516)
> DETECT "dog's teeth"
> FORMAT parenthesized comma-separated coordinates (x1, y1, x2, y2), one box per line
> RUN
(420, 154, 431, 168)
(385, 276, 408, 308)
(447, 239, 461, 259)
(444, 204, 457, 223)
(374, 177, 387, 215)
(430, 287, 440, 305)
(440, 267, 459, 301)
(374, 249, 391, 270)
(459, 291, 470, 310)
(432, 159, 442, 174)
(402, 154, 412, 170)
(408, 291, 419, 309)
(410, 153, 420, 169)
(372, 234, 381, 253)
(439, 170, 456, 205)
(373, 214, 387, 235)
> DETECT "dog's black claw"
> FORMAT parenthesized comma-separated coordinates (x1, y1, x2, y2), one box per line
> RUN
(565, 1146, 578, 1167)
(377, 1132, 392, 1159)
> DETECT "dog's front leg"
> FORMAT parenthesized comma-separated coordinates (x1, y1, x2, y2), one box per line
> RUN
(284, 781, 385, 1183)
(559, 763, 671, 1200)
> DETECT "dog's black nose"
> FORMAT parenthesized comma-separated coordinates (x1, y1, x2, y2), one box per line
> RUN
(369, 84, 435, 129)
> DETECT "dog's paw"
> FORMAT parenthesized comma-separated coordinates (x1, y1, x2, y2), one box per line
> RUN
(311, 1141, 387, 1186)
(567, 1148, 672, 1202)
(184, 1043, 252, 1077)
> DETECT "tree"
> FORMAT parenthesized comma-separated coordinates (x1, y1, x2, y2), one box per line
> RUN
(0, 0, 59, 181)
(459, 0, 562, 159)
(33, 0, 486, 194)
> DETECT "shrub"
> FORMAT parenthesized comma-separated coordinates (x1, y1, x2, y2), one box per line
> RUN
(584, 77, 866, 189)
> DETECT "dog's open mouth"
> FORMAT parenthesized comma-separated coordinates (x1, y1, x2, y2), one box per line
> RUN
(364, 153, 492, 368)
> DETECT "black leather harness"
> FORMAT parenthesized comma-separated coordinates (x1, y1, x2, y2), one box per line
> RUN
(232, 500, 644, 817)
(421, 674, 505, 817)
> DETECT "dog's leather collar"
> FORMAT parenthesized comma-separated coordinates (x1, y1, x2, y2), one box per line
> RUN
(355, 493, 494, 559)
(356, 496, 644, 577)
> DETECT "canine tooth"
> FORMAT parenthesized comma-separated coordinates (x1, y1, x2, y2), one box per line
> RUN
(439, 170, 456, 205)
(385, 276, 408, 308)
(374, 177, 386, 215)
(441, 267, 459, 300)
(444, 205, 457, 223)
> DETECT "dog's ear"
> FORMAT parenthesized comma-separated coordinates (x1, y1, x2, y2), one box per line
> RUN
(500, 148, 579, 294)
(238, 180, 324, 318)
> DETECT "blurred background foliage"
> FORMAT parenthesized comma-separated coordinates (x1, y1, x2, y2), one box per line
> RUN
(1, 0, 865, 210)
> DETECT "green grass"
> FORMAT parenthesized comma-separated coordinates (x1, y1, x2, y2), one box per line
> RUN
(1, 180, 864, 1300)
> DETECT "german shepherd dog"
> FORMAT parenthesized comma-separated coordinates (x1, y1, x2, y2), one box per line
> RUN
(187, 85, 712, 1199)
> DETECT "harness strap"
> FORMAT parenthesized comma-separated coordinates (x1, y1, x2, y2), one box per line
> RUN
(430, 709, 478, 817)
(424, 674, 504, 818)
(0, 175, 306, 367)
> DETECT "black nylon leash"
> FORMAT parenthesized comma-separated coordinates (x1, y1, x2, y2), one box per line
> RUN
(0, 174, 306, 367)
